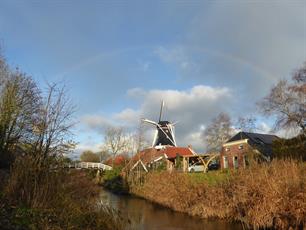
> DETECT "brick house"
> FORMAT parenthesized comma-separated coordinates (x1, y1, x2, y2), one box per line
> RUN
(220, 132, 279, 169)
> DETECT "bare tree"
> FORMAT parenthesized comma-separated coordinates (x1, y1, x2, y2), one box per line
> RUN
(97, 150, 111, 162)
(103, 126, 129, 167)
(0, 58, 40, 166)
(258, 62, 306, 135)
(203, 112, 234, 152)
(30, 83, 75, 165)
(236, 116, 257, 132)
(133, 121, 149, 153)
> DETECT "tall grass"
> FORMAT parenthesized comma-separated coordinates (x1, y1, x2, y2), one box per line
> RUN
(1, 156, 130, 230)
(6, 155, 62, 208)
(131, 160, 306, 229)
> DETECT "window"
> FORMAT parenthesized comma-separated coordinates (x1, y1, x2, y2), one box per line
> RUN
(233, 156, 238, 169)
(225, 147, 230, 152)
(238, 144, 243, 150)
(223, 156, 228, 169)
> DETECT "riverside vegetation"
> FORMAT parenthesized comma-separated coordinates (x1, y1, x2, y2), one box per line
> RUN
(0, 52, 130, 230)
(0, 164, 129, 230)
(128, 160, 306, 230)
(101, 159, 306, 229)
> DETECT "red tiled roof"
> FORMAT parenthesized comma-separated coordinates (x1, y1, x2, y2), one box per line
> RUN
(122, 146, 195, 173)
(130, 146, 194, 165)
(162, 147, 194, 159)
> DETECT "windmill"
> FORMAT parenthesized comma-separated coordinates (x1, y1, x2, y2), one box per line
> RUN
(142, 101, 177, 148)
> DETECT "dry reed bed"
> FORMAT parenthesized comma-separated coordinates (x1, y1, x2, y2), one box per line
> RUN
(2, 156, 128, 230)
(131, 160, 306, 229)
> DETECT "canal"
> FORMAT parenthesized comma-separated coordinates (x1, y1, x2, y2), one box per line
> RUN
(100, 189, 243, 230)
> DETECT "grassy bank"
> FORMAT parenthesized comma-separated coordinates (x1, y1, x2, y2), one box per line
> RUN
(130, 160, 306, 229)
(101, 167, 129, 194)
(0, 157, 130, 230)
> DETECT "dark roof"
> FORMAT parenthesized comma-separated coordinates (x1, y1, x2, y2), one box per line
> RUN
(227, 132, 279, 144)
(226, 131, 279, 157)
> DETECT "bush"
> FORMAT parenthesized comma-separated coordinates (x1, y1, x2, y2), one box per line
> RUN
(102, 167, 129, 194)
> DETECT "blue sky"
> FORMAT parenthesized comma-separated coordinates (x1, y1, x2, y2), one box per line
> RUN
(0, 0, 305, 156)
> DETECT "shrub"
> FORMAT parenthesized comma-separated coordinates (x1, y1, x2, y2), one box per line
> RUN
(102, 167, 129, 194)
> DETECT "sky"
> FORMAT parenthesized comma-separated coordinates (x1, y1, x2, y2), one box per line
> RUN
(0, 0, 305, 158)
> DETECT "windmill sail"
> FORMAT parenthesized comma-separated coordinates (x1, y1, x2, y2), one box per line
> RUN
(158, 100, 164, 122)
(142, 101, 177, 148)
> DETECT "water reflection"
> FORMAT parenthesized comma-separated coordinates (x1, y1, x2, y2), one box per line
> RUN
(100, 189, 243, 230)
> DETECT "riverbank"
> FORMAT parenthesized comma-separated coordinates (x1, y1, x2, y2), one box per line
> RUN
(0, 165, 129, 230)
(100, 167, 130, 194)
(126, 160, 305, 229)
(100, 187, 243, 230)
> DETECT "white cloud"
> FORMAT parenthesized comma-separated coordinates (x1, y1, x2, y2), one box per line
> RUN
(257, 121, 272, 134)
(276, 128, 301, 139)
(113, 108, 141, 126)
(80, 114, 115, 133)
(130, 85, 233, 150)
(79, 84, 233, 151)
(182, 130, 205, 151)
(127, 87, 146, 98)
(154, 1, 306, 106)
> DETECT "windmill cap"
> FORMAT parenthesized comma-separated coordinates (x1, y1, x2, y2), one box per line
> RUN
(158, 121, 171, 125)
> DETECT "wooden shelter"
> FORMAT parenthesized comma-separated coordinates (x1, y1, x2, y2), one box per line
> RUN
(181, 153, 219, 173)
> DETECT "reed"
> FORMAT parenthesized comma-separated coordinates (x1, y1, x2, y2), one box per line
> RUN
(1, 156, 130, 230)
(131, 159, 306, 229)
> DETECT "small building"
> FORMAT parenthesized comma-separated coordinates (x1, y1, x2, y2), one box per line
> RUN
(220, 132, 279, 169)
(125, 146, 195, 173)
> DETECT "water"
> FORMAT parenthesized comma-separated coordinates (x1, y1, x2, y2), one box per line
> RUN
(100, 189, 243, 230)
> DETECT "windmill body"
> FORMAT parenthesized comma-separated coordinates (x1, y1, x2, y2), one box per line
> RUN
(142, 101, 177, 148)
(154, 121, 176, 146)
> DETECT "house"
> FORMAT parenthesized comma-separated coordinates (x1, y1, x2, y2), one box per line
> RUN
(220, 131, 279, 169)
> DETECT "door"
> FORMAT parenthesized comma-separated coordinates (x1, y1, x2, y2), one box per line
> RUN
(223, 156, 228, 169)
(233, 156, 238, 169)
